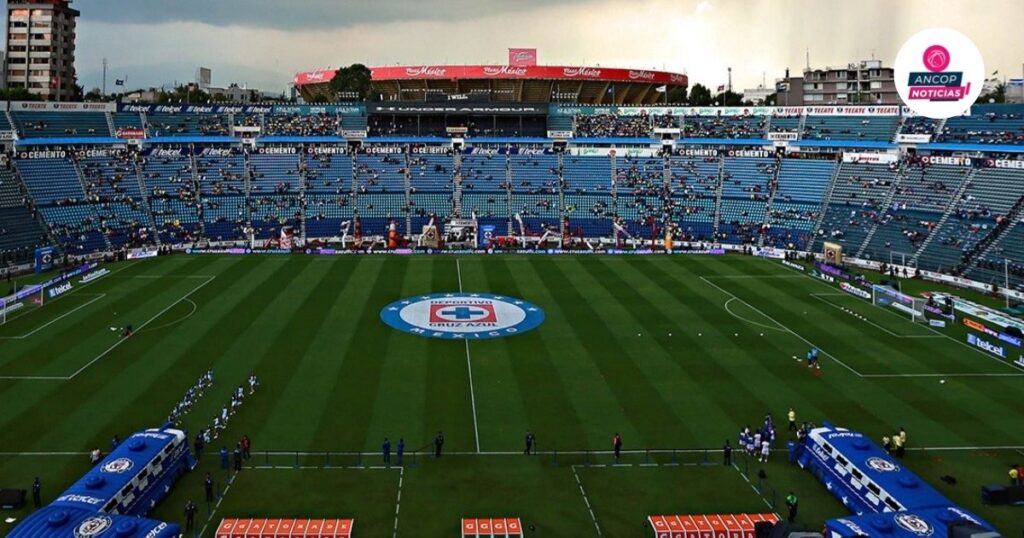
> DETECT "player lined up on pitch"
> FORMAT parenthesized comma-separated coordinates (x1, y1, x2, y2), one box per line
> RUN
(167, 369, 214, 426)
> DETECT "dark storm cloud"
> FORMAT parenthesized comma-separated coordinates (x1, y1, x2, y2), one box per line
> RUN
(80, 0, 583, 30)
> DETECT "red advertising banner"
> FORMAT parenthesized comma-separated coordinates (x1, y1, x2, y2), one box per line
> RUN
(294, 65, 687, 86)
(509, 48, 538, 67)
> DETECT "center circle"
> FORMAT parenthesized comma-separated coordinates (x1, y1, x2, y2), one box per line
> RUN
(380, 293, 545, 339)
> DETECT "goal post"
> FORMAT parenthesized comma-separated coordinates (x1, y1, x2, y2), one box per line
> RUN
(872, 284, 927, 322)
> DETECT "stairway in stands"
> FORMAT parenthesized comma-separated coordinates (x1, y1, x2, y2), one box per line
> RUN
(910, 167, 977, 266)
(756, 156, 783, 248)
(854, 161, 907, 259)
(71, 158, 114, 252)
(805, 156, 843, 253)
(960, 194, 1024, 274)
(712, 156, 725, 238)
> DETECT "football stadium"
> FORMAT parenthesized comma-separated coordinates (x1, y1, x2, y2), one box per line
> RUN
(1, 1, 1024, 538)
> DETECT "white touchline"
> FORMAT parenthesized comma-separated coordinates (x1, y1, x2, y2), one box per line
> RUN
(809, 293, 941, 339)
(456, 258, 482, 454)
(571, 466, 604, 537)
(788, 265, 1024, 374)
(699, 276, 863, 377)
(466, 339, 481, 454)
(0, 294, 106, 340)
(0, 275, 216, 382)
(393, 466, 404, 538)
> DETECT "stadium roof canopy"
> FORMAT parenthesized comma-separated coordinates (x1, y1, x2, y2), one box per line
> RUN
(294, 65, 688, 105)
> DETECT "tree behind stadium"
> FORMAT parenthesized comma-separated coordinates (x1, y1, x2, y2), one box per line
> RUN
(329, 64, 373, 101)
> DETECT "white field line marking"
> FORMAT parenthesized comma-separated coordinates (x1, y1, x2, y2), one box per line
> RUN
(787, 268, 1024, 374)
(698, 276, 863, 377)
(456, 258, 482, 454)
(723, 297, 787, 332)
(0, 293, 105, 339)
(65, 275, 216, 380)
(701, 275, 806, 280)
(6, 445, 1024, 458)
(198, 472, 236, 538)
(466, 340, 481, 454)
(109, 275, 218, 279)
(139, 299, 197, 334)
(393, 466, 404, 538)
(731, 463, 778, 514)
(0, 261, 140, 326)
(0, 276, 216, 381)
(571, 466, 604, 537)
(809, 293, 942, 339)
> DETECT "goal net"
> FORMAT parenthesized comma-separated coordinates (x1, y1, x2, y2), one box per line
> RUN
(872, 284, 927, 322)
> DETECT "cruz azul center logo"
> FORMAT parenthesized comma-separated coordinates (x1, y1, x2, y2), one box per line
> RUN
(380, 293, 544, 340)
(895, 28, 984, 119)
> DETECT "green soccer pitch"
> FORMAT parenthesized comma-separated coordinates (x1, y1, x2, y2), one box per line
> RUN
(1, 254, 1022, 537)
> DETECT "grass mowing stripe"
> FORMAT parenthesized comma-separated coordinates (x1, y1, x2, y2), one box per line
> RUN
(536, 257, 687, 449)
(255, 257, 374, 448)
(0, 256, 215, 379)
(310, 257, 411, 451)
(22, 257, 278, 449)
(472, 256, 586, 452)
(363, 257, 443, 455)
(575, 257, 706, 446)
(417, 257, 478, 453)
(630, 257, 791, 439)
(419, 258, 474, 453)
(718, 272, 984, 447)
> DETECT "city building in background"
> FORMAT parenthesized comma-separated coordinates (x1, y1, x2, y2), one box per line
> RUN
(4, 0, 80, 101)
(775, 59, 897, 106)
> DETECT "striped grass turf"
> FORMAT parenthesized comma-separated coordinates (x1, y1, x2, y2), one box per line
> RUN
(0, 254, 1021, 536)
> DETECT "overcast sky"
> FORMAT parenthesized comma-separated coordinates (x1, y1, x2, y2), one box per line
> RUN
(60, 0, 1024, 93)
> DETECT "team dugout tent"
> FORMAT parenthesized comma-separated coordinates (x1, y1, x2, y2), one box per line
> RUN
(7, 507, 179, 538)
(216, 518, 354, 538)
(647, 513, 780, 538)
(461, 518, 523, 537)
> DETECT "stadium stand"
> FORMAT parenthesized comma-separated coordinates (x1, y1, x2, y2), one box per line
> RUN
(938, 105, 1024, 145)
(3, 104, 1024, 295)
(859, 162, 970, 262)
(0, 165, 47, 263)
(685, 115, 766, 139)
(197, 150, 248, 241)
(764, 158, 836, 249)
(15, 156, 108, 253)
(668, 153, 719, 240)
(13, 111, 111, 138)
(139, 150, 201, 243)
(803, 115, 899, 141)
(814, 161, 898, 254)
(717, 157, 775, 244)
(147, 112, 230, 136)
(510, 153, 560, 235)
(250, 150, 303, 238)
(78, 152, 156, 247)
(305, 150, 356, 238)
(564, 155, 614, 238)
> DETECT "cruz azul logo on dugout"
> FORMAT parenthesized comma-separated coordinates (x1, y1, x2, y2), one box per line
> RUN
(380, 293, 544, 340)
